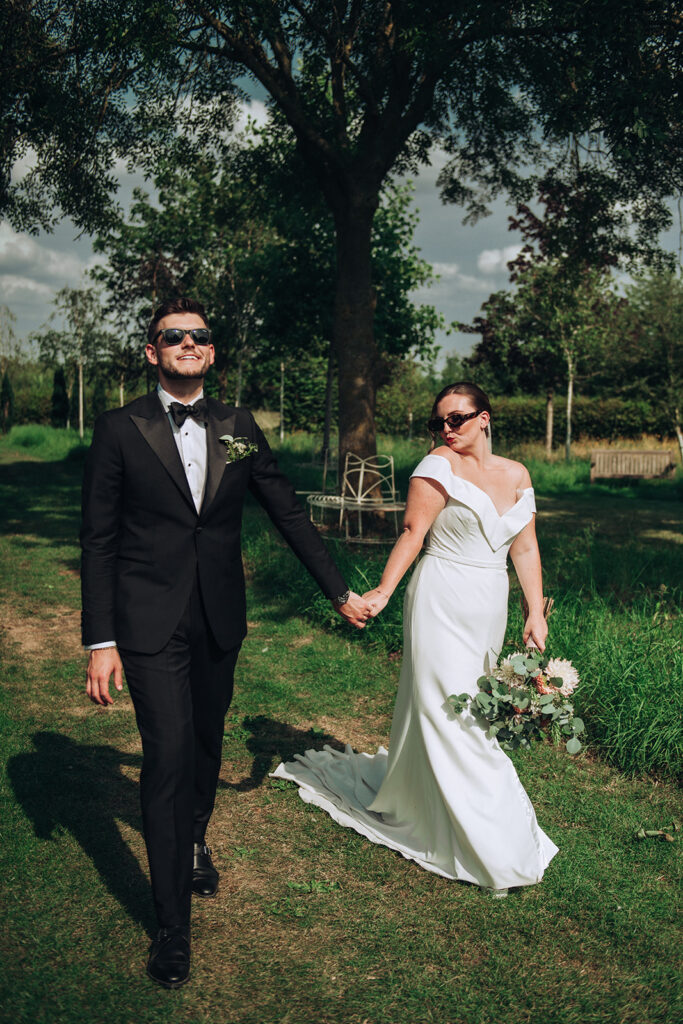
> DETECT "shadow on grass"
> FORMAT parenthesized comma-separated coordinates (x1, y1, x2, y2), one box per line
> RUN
(220, 715, 344, 792)
(7, 730, 156, 936)
(0, 458, 83, 551)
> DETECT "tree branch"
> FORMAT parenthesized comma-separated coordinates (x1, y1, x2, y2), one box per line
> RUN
(179, 6, 344, 180)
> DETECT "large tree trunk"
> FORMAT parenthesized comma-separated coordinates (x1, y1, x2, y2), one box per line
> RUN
(545, 390, 554, 457)
(332, 192, 379, 467)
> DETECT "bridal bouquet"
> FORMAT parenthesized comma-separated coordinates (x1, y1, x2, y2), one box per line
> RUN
(447, 650, 584, 754)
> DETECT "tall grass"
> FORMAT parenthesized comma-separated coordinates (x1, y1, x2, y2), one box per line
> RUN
(0, 424, 92, 462)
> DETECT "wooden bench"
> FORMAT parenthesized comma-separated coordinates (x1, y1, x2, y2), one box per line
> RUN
(590, 449, 676, 482)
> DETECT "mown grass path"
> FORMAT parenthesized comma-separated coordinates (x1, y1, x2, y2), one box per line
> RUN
(0, 452, 681, 1024)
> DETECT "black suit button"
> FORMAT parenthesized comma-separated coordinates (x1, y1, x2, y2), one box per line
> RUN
(194, 526, 203, 535)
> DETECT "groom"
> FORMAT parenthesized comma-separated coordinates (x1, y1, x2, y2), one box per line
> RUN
(81, 297, 370, 988)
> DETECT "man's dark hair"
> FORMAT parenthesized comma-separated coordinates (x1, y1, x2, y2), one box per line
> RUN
(147, 297, 209, 344)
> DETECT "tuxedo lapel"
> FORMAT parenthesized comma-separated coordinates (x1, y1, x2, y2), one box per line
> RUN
(129, 393, 196, 512)
(203, 401, 238, 515)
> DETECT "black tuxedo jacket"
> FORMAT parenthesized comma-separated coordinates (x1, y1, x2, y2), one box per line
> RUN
(80, 391, 347, 654)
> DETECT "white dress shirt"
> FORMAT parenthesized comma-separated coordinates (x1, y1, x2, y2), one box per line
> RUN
(156, 384, 208, 513)
(86, 385, 208, 650)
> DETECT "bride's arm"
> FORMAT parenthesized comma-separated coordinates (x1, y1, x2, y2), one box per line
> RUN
(363, 477, 447, 616)
(509, 518, 548, 651)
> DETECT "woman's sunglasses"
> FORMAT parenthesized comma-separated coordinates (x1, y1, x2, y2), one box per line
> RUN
(427, 409, 481, 433)
(154, 327, 212, 346)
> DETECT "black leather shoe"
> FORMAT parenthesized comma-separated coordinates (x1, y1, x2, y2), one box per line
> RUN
(192, 842, 219, 897)
(147, 925, 190, 989)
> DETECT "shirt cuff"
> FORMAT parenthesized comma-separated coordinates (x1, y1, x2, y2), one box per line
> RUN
(85, 642, 117, 650)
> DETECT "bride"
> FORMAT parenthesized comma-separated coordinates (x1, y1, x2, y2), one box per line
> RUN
(273, 382, 558, 894)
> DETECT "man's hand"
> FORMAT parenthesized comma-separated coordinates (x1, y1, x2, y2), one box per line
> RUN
(86, 648, 124, 706)
(332, 591, 373, 629)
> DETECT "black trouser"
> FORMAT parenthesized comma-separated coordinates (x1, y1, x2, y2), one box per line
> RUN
(120, 578, 240, 929)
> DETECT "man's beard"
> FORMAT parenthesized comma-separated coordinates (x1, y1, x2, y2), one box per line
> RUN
(160, 362, 208, 380)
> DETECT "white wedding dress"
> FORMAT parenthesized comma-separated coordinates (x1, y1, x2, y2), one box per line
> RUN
(272, 453, 558, 890)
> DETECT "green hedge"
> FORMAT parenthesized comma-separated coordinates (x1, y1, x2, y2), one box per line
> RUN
(376, 392, 674, 443)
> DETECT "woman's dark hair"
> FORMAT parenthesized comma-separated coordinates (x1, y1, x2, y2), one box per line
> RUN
(147, 297, 209, 344)
(429, 381, 492, 446)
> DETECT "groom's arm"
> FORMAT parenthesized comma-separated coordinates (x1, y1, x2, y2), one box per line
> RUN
(80, 412, 124, 649)
(81, 413, 127, 704)
(245, 418, 369, 626)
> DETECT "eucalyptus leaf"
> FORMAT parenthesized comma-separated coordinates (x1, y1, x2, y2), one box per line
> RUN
(566, 737, 582, 754)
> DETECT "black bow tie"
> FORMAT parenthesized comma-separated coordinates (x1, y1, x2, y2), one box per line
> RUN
(169, 399, 209, 427)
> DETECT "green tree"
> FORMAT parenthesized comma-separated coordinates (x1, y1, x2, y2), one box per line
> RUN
(0, 371, 14, 433)
(5, 2, 681, 459)
(609, 271, 683, 460)
(463, 171, 636, 456)
(466, 264, 619, 458)
(94, 132, 443, 418)
(50, 367, 69, 428)
(37, 287, 110, 439)
(0, 305, 19, 373)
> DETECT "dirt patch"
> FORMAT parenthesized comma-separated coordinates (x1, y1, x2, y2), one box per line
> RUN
(295, 713, 389, 752)
(0, 603, 81, 660)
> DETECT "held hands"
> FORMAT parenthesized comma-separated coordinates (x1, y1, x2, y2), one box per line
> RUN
(362, 588, 390, 618)
(523, 614, 548, 653)
(333, 591, 374, 629)
(86, 647, 124, 706)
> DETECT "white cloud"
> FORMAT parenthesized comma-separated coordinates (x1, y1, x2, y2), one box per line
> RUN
(235, 97, 269, 131)
(0, 274, 54, 299)
(10, 148, 38, 184)
(417, 262, 491, 296)
(432, 261, 462, 279)
(477, 245, 522, 274)
(0, 223, 98, 286)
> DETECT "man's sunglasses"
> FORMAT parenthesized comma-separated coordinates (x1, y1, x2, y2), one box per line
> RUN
(154, 327, 212, 346)
(427, 409, 481, 433)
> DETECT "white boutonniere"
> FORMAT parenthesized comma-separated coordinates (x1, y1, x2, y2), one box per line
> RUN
(219, 434, 258, 463)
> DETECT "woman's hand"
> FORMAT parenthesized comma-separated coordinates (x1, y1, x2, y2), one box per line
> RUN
(523, 614, 548, 652)
(362, 588, 390, 618)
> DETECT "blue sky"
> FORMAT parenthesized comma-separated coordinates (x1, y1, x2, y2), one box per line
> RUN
(1, 98, 680, 361)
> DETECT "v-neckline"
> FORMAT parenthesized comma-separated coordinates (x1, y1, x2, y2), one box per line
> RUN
(431, 454, 532, 519)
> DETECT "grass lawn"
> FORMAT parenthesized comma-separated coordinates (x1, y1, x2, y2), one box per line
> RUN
(0, 430, 681, 1024)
